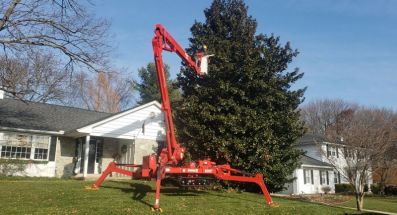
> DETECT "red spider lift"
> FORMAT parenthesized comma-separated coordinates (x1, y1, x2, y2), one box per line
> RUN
(91, 24, 275, 211)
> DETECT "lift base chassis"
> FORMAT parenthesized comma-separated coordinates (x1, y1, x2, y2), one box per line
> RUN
(91, 154, 274, 208)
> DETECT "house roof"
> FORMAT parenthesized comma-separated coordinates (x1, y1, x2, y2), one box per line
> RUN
(298, 133, 345, 147)
(300, 155, 333, 168)
(0, 98, 112, 132)
(298, 133, 327, 145)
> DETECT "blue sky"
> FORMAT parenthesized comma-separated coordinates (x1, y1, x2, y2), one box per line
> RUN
(93, 0, 397, 110)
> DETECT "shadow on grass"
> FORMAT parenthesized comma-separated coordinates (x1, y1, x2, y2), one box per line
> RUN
(102, 180, 273, 205)
(100, 181, 209, 207)
(101, 182, 153, 207)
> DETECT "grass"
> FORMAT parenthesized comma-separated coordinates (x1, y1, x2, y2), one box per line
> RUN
(0, 177, 379, 215)
(341, 195, 397, 213)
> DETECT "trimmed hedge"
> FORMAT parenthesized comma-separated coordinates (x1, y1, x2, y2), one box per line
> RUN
(335, 184, 354, 193)
(335, 183, 396, 195)
(385, 186, 397, 196)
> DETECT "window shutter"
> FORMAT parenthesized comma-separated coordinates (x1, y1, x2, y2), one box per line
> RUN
(336, 147, 339, 158)
(311, 170, 314, 184)
(320, 171, 323, 185)
(303, 169, 307, 184)
(338, 171, 341, 184)
(326, 144, 330, 157)
(48, 136, 57, 161)
(326, 171, 329, 185)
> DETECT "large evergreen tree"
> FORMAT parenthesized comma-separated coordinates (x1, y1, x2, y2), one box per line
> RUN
(133, 62, 180, 105)
(176, 0, 305, 191)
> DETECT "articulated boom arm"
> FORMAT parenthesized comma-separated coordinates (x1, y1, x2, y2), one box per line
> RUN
(152, 24, 206, 164)
(153, 24, 205, 76)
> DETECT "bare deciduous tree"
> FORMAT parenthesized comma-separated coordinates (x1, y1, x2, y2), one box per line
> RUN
(302, 99, 397, 211)
(300, 99, 357, 135)
(372, 120, 397, 195)
(0, 0, 109, 99)
(0, 52, 69, 102)
(70, 71, 135, 113)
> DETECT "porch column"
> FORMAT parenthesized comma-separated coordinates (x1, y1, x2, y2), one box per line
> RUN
(83, 135, 90, 178)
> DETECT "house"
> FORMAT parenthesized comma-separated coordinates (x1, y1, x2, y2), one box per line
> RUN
(280, 134, 373, 195)
(0, 93, 165, 178)
(281, 155, 335, 195)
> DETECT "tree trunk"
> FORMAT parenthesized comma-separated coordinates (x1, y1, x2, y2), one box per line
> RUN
(355, 193, 364, 211)
(380, 181, 385, 196)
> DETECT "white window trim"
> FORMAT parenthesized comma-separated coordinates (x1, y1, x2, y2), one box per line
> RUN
(0, 132, 50, 161)
(304, 169, 313, 184)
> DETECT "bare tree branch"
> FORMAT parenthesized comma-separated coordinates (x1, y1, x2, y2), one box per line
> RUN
(0, 0, 20, 31)
(0, 0, 110, 100)
(67, 70, 136, 113)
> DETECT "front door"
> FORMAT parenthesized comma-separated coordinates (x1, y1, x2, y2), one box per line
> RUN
(76, 138, 103, 174)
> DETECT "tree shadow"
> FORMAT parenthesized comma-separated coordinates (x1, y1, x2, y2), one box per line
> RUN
(160, 187, 207, 197)
(101, 182, 153, 207)
(100, 181, 208, 207)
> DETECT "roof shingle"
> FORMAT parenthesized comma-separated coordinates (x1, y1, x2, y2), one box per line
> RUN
(0, 98, 112, 132)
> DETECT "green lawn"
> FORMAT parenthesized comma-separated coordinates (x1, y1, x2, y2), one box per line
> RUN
(0, 178, 375, 214)
(341, 195, 397, 214)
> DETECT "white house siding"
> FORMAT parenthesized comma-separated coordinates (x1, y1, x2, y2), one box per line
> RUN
(299, 168, 335, 194)
(280, 168, 335, 195)
(78, 103, 165, 141)
(299, 143, 372, 185)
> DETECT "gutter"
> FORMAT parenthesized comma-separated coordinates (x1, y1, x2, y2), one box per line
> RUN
(0, 126, 64, 135)
(301, 164, 334, 169)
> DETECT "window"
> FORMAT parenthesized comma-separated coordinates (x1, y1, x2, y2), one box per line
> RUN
(32, 135, 50, 160)
(334, 171, 340, 184)
(327, 145, 338, 157)
(344, 147, 354, 158)
(326, 144, 331, 157)
(320, 170, 329, 185)
(1, 146, 31, 159)
(34, 148, 48, 160)
(304, 169, 313, 184)
(0, 132, 50, 161)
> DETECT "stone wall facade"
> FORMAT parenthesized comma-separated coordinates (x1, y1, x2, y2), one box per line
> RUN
(55, 136, 75, 178)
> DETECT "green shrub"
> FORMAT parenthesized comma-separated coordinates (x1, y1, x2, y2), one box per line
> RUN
(335, 183, 381, 194)
(335, 184, 353, 193)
